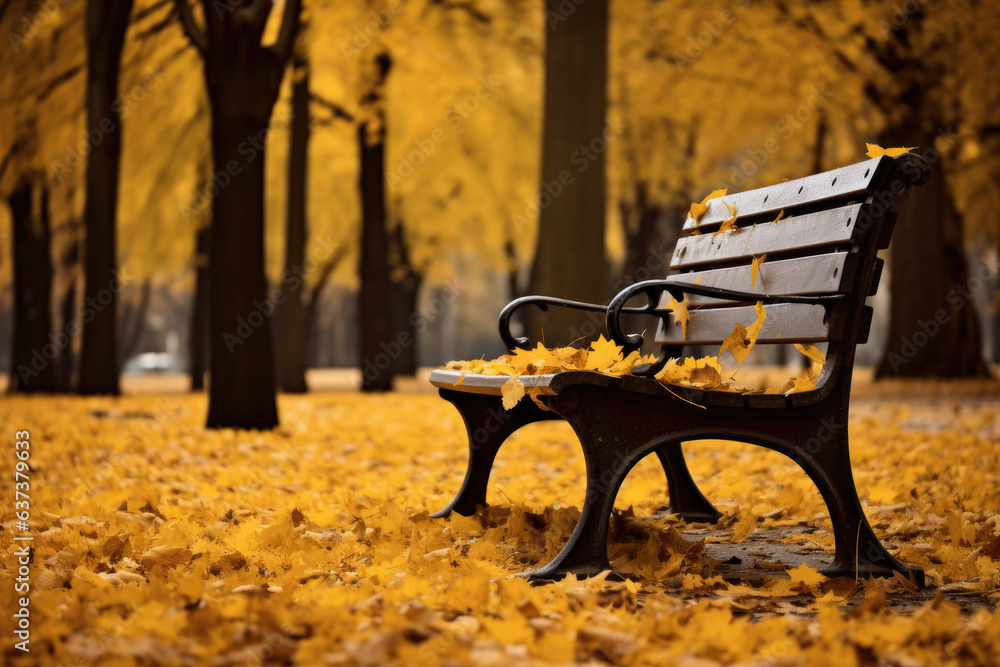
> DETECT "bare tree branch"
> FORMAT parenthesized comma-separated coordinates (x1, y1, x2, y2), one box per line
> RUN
(173, 0, 207, 53)
(134, 0, 172, 22)
(310, 92, 355, 123)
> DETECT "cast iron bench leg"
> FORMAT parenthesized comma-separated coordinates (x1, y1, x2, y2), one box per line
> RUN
(433, 390, 719, 523)
(525, 420, 634, 580)
(783, 430, 926, 586)
(655, 443, 722, 523)
(431, 389, 559, 518)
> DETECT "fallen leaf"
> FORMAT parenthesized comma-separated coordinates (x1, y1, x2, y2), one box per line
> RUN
(865, 143, 917, 158)
(501, 376, 526, 410)
(665, 295, 690, 339)
(794, 343, 826, 365)
(688, 188, 727, 222)
(713, 200, 739, 239)
(141, 546, 193, 568)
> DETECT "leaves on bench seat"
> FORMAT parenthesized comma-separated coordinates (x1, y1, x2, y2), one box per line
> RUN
(501, 376, 525, 410)
(444, 307, 828, 402)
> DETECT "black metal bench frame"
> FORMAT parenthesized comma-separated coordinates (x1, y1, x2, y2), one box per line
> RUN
(429, 153, 930, 586)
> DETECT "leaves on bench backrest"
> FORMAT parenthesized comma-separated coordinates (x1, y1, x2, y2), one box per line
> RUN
(712, 200, 739, 239)
(718, 301, 767, 365)
(794, 343, 826, 366)
(751, 254, 767, 293)
(688, 188, 727, 223)
(865, 143, 916, 158)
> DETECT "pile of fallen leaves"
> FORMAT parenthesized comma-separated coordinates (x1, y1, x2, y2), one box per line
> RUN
(445, 322, 824, 409)
(1, 388, 997, 666)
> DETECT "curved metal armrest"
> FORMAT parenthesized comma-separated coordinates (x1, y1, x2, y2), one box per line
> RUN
(499, 294, 647, 351)
(605, 279, 846, 351)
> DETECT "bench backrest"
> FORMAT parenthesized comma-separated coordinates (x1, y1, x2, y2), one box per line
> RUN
(653, 154, 930, 390)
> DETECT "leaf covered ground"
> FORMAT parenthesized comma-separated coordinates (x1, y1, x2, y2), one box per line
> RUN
(2, 385, 999, 666)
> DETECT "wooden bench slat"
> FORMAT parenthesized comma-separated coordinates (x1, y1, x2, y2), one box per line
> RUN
(654, 303, 837, 345)
(671, 203, 866, 270)
(657, 253, 858, 308)
(682, 156, 891, 231)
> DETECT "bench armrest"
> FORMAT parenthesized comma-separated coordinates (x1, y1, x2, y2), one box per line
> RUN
(499, 295, 648, 351)
(606, 279, 846, 351)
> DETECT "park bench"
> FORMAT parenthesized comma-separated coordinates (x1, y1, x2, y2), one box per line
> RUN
(429, 153, 930, 585)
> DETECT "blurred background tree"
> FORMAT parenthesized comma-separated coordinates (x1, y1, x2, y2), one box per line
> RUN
(1, 0, 998, 428)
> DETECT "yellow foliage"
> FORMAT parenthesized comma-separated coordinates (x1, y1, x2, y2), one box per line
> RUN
(0, 389, 998, 665)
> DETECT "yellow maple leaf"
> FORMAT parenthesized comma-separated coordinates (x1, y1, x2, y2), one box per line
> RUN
(688, 188, 727, 222)
(751, 254, 767, 292)
(794, 343, 826, 365)
(712, 200, 738, 239)
(665, 295, 690, 339)
(782, 371, 818, 395)
(718, 323, 750, 364)
(787, 563, 826, 589)
(865, 143, 917, 158)
(718, 302, 766, 365)
(687, 363, 722, 388)
(507, 343, 558, 373)
(746, 301, 766, 342)
(585, 335, 623, 370)
(771, 209, 785, 224)
(501, 376, 526, 410)
(607, 349, 643, 376)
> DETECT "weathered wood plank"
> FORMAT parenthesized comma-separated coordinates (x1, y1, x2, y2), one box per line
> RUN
(682, 157, 891, 231)
(657, 253, 858, 307)
(654, 303, 837, 345)
(671, 204, 866, 270)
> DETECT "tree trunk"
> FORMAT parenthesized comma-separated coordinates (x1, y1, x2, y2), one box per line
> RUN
(526, 0, 608, 346)
(204, 92, 280, 428)
(358, 120, 393, 391)
(55, 238, 80, 392)
(995, 233, 1000, 366)
(305, 246, 347, 368)
(389, 271, 422, 377)
(117, 278, 151, 371)
(876, 118, 989, 378)
(56, 279, 76, 392)
(9, 181, 58, 393)
(189, 222, 209, 391)
(78, 0, 132, 395)
(277, 50, 310, 393)
(173, 0, 299, 427)
(504, 240, 520, 301)
(621, 183, 663, 284)
(388, 222, 422, 377)
(358, 54, 394, 392)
